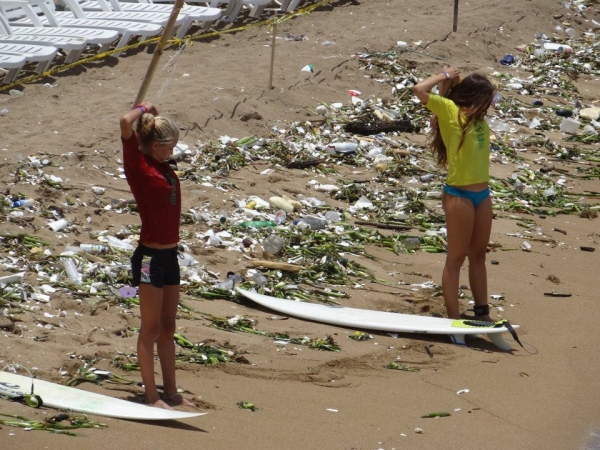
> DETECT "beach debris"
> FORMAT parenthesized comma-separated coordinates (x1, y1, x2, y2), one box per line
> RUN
(348, 331, 372, 341)
(544, 292, 572, 297)
(0, 413, 106, 436)
(421, 411, 450, 418)
(424, 345, 434, 357)
(546, 275, 560, 284)
(326, 408, 338, 412)
(384, 362, 420, 372)
(65, 365, 136, 387)
(301, 64, 314, 73)
(580, 246, 595, 252)
(237, 401, 258, 411)
(456, 389, 470, 395)
(414, 427, 423, 434)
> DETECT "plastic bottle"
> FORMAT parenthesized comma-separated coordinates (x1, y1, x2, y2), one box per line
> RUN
(218, 210, 228, 225)
(238, 220, 276, 229)
(420, 174, 434, 182)
(295, 216, 327, 230)
(62, 258, 82, 285)
(251, 272, 268, 287)
(262, 235, 285, 257)
(10, 198, 34, 207)
(80, 243, 109, 254)
(214, 273, 242, 290)
(274, 210, 287, 225)
(106, 236, 134, 250)
(324, 210, 342, 222)
(323, 143, 358, 154)
(404, 237, 420, 250)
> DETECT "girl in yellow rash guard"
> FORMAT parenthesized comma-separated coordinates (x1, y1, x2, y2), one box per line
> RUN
(413, 66, 496, 322)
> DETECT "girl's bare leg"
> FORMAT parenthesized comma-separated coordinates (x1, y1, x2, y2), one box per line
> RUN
(468, 196, 493, 321)
(138, 283, 173, 410)
(156, 285, 192, 406)
(442, 193, 475, 319)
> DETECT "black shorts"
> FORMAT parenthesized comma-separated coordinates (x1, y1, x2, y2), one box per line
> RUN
(130, 244, 180, 288)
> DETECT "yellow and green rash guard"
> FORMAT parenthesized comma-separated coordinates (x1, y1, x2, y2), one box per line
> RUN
(425, 93, 490, 186)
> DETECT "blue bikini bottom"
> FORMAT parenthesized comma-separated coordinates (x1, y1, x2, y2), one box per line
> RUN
(443, 185, 490, 209)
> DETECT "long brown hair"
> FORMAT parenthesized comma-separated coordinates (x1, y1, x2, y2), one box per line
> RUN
(429, 74, 495, 168)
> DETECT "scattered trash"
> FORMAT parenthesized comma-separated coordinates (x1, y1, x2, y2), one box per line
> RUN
(384, 362, 420, 372)
(237, 401, 258, 411)
(118, 286, 137, 298)
(48, 219, 69, 232)
(421, 412, 450, 418)
(580, 246, 596, 252)
(348, 331, 372, 341)
(559, 117, 580, 134)
(295, 216, 327, 230)
(499, 54, 515, 65)
(80, 244, 109, 254)
(301, 64, 314, 72)
(8, 198, 34, 207)
(456, 389, 470, 395)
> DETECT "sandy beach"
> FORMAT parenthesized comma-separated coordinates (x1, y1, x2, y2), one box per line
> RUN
(2, 0, 600, 449)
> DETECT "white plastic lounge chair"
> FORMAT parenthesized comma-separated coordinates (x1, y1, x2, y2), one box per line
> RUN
(77, 0, 221, 37)
(0, 50, 26, 82)
(0, 2, 119, 53)
(1, 0, 163, 56)
(56, 0, 188, 35)
(277, 0, 302, 12)
(0, 12, 87, 62)
(0, 40, 57, 74)
(204, 0, 272, 23)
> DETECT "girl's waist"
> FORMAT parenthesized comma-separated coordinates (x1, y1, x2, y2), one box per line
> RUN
(445, 182, 488, 192)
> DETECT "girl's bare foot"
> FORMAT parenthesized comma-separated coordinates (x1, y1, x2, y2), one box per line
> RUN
(164, 393, 195, 407)
(147, 398, 175, 410)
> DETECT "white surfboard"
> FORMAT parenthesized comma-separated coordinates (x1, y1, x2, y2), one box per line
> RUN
(0, 371, 206, 421)
(237, 288, 520, 351)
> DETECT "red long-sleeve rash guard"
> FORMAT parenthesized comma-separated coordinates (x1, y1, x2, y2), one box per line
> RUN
(122, 134, 181, 245)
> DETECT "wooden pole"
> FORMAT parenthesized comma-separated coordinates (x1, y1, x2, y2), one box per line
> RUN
(133, 0, 185, 106)
(268, 10, 277, 90)
(452, 0, 458, 32)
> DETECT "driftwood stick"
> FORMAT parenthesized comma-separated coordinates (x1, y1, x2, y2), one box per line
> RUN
(133, 0, 184, 105)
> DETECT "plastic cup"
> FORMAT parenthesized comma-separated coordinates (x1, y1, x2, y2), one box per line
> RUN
(48, 219, 68, 232)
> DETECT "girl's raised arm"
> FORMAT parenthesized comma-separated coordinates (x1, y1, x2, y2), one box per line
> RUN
(120, 102, 159, 139)
(413, 67, 460, 104)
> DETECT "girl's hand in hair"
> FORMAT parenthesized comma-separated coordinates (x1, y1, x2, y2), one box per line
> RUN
(443, 65, 460, 81)
(140, 102, 159, 116)
(439, 66, 461, 97)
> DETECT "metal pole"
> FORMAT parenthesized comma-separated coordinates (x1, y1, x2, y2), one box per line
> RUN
(453, 0, 458, 32)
